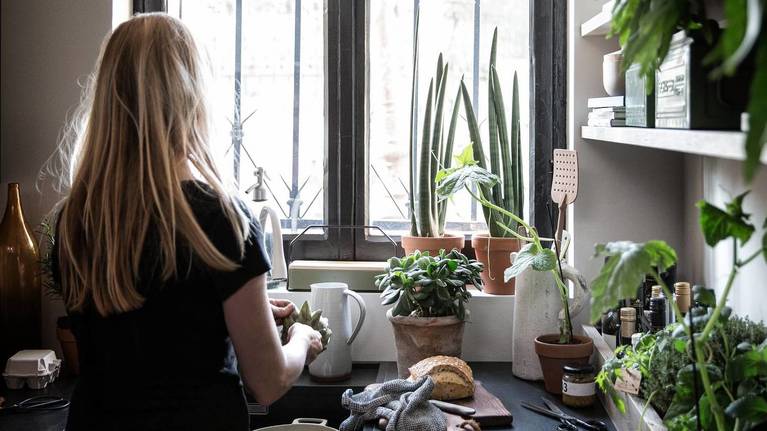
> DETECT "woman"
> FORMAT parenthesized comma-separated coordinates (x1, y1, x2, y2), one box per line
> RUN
(51, 13, 323, 430)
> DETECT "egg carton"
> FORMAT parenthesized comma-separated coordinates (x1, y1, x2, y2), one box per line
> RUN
(3, 349, 62, 389)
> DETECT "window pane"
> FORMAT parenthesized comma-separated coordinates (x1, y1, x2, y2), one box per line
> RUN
(169, 0, 325, 232)
(368, 0, 530, 235)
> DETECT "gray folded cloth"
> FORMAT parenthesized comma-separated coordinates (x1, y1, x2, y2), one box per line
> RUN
(340, 376, 447, 431)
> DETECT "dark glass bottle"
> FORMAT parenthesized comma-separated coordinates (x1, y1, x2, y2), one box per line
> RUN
(619, 307, 637, 346)
(601, 308, 620, 350)
(648, 285, 667, 332)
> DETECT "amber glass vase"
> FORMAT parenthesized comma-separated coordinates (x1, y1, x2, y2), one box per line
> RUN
(0, 183, 41, 363)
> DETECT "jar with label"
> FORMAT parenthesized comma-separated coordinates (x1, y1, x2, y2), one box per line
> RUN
(562, 364, 596, 408)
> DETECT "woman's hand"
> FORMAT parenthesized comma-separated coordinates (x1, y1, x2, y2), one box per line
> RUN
(287, 323, 324, 364)
(269, 298, 295, 326)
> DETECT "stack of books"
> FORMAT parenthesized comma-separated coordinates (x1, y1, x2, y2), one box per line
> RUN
(587, 96, 625, 127)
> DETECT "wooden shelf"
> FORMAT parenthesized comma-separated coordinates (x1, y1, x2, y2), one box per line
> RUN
(581, 126, 767, 163)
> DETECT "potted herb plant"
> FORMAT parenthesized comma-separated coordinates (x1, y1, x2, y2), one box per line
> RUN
(37, 216, 79, 376)
(401, 13, 465, 256)
(437, 159, 592, 393)
(448, 28, 524, 294)
(591, 192, 767, 430)
(376, 249, 483, 377)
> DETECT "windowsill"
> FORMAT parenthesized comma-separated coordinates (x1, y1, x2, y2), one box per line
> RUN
(267, 279, 512, 300)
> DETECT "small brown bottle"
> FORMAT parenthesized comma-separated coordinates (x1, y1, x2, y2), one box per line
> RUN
(649, 285, 667, 332)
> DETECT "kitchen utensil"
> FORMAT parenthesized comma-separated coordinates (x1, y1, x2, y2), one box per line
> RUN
(429, 400, 476, 416)
(0, 395, 70, 414)
(520, 398, 608, 431)
(308, 283, 366, 381)
(255, 418, 337, 431)
(551, 149, 578, 249)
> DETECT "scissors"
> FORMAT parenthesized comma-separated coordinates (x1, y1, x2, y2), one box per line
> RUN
(520, 397, 608, 431)
(0, 395, 70, 415)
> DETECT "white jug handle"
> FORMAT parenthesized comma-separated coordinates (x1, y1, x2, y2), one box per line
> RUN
(558, 262, 589, 322)
(344, 289, 366, 345)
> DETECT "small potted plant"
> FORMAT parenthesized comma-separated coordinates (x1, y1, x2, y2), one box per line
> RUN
(400, 13, 465, 256)
(451, 28, 524, 295)
(376, 249, 483, 377)
(38, 215, 79, 376)
(437, 159, 592, 393)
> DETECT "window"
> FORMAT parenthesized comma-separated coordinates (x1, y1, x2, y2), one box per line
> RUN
(167, 0, 325, 232)
(145, 0, 565, 261)
(367, 0, 530, 235)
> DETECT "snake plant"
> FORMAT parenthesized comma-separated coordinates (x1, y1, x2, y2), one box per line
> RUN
(408, 12, 463, 237)
(458, 28, 524, 237)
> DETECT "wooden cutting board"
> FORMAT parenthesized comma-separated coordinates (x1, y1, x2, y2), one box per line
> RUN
(366, 381, 513, 429)
(449, 382, 513, 428)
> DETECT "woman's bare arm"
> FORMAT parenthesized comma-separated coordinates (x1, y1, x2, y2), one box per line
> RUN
(223, 274, 322, 406)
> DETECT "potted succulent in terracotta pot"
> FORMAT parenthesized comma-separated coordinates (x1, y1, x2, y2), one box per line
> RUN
(437, 28, 524, 295)
(400, 13, 465, 256)
(376, 249, 483, 377)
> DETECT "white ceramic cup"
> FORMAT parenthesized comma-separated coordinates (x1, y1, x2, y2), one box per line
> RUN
(602, 50, 625, 96)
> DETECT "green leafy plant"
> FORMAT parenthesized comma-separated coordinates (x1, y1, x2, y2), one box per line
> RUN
(375, 249, 483, 321)
(407, 12, 463, 237)
(610, 0, 766, 181)
(592, 192, 767, 431)
(441, 27, 523, 237)
(37, 218, 60, 298)
(436, 165, 575, 342)
(280, 301, 332, 349)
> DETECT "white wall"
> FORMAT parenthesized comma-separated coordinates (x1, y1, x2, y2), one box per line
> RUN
(1, 0, 114, 353)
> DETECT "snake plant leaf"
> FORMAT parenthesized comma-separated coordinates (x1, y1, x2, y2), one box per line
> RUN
(438, 86, 463, 231)
(697, 192, 755, 247)
(590, 240, 678, 323)
(460, 79, 494, 232)
(762, 218, 767, 262)
(418, 80, 436, 237)
(408, 9, 420, 237)
(431, 60, 448, 229)
(511, 71, 523, 217)
(503, 243, 557, 282)
(490, 66, 515, 222)
(487, 29, 503, 206)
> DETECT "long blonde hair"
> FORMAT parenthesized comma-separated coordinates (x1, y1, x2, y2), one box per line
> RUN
(57, 13, 246, 316)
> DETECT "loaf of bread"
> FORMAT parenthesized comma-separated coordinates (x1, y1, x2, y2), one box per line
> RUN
(408, 355, 475, 400)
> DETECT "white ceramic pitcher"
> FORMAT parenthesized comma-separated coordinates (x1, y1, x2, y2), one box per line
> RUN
(511, 259, 589, 381)
(308, 282, 366, 381)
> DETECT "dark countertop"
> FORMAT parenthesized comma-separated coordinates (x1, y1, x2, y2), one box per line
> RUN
(365, 362, 614, 431)
(0, 363, 615, 430)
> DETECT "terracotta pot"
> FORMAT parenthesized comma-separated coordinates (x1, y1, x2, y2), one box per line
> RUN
(387, 309, 465, 377)
(56, 317, 79, 376)
(0, 183, 41, 363)
(471, 233, 520, 295)
(534, 334, 594, 394)
(400, 234, 465, 257)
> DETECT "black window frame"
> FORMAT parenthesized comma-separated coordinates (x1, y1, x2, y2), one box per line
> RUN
(135, 0, 566, 261)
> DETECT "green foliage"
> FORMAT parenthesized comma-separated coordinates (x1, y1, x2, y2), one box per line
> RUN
(376, 249, 483, 321)
(503, 242, 557, 281)
(697, 191, 756, 246)
(610, 0, 766, 181)
(407, 13, 463, 237)
(455, 27, 524, 237)
(590, 240, 677, 322)
(597, 332, 659, 413)
(37, 217, 60, 298)
(281, 301, 332, 349)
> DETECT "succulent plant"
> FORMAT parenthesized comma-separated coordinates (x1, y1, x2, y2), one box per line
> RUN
(280, 301, 332, 349)
(376, 249, 483, 321)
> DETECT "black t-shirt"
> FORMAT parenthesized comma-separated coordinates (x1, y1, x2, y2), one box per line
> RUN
(52, 181, 271, 431)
